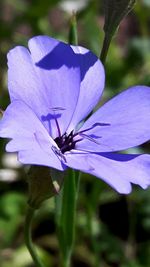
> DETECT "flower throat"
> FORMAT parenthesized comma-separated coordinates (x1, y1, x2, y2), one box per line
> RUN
(53, 114, 110, 154)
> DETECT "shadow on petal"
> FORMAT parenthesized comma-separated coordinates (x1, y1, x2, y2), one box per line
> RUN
(35, 42, 98, 81)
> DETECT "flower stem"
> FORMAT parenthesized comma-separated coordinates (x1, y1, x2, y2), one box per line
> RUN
(100, 33, 112, 65)
(24, 206, 45, 267)
(68, 12, 78, 45)
(55, 169, 80, 267)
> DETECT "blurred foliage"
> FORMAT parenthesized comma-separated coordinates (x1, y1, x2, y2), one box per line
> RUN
(0, 0, 150, 267)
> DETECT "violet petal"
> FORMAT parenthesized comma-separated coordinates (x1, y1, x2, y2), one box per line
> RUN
(65, 151, 150, 193)
(76, 86, 150, 152)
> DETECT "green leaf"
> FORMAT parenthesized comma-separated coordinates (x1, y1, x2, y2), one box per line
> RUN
(27, 166, 65, 209)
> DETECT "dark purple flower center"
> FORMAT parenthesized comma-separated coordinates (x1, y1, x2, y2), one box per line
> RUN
(54, 131, 77, 153)
(54, 117, 110, 154)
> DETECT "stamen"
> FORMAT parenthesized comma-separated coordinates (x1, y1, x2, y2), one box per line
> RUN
(52, 146, 67, 163)
(54, 117, 61, 138)
(79, 133, 101, 144)
(74, 122, 110, 137)
(51, 107, 64, 138)
(53, 121, 110, 154)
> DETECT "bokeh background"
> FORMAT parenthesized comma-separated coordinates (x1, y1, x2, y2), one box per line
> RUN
(0, 0, 150, 266)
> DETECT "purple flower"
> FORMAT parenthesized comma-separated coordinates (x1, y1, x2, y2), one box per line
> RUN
(0, 36, 150, 194)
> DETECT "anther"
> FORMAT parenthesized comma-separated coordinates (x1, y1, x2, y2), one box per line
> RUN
(74, 122, 110, 137)
(79, 133, 102, 144)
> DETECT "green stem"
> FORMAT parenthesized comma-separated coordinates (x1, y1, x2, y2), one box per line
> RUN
(100, 33, 112, 65)
(55, 170, 80, 267)
(68, 12, 78, 45)
(24, 206, 45, 267)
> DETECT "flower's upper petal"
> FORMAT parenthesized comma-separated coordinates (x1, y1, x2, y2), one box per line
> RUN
(76, 86, 150, 152)
(0, 100, 65, 170)
(7, 46, 52, 133)
(7, 46, 47, 116)
(65, 151, 150, 193)
(7, 36, 81, 138)
(28, 36, 81, 137)
(67, 45, 105, 133)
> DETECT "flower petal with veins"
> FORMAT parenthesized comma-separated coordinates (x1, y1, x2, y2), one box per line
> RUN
(1, 35, 150, 193)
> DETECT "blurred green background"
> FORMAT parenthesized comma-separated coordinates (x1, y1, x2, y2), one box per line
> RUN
(0, 0, 150, 266)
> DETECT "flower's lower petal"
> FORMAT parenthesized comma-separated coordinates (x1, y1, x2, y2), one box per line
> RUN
(67, 46, 105, 133)
(28, 36, 81, 137)
(18, 149, 66, 170)
(65, 150, 94, 172)
(0, 100, 65, 170)
(65, 151, 150, 193)
(76, 86, 150, 152)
